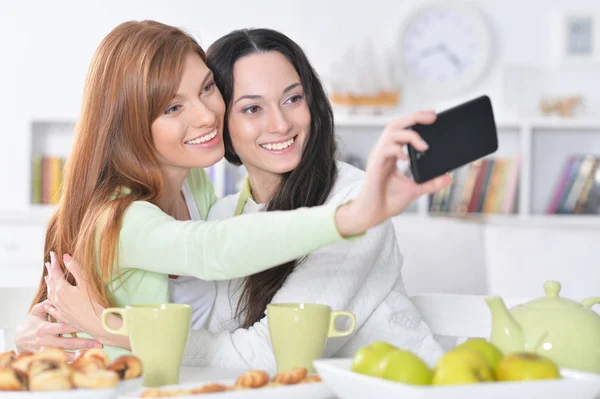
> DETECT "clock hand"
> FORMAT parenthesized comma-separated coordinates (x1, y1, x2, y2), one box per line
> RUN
(438, 44, 463, 71)
(416, 43, 445, 59)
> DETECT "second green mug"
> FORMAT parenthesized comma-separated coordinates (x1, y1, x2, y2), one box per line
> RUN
(101, 303, 191, 387)
(267, 303, 356, 373)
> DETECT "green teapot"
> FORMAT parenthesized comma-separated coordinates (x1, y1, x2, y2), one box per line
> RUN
(485, 280, 600, 373)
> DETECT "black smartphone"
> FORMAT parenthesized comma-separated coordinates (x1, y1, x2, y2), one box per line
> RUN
(408, 95, 498, 184)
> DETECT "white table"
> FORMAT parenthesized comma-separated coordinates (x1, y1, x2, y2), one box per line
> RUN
(116, 367, 337, 398)
(115, 367, 246, 397)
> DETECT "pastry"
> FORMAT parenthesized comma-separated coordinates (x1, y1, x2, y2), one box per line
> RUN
(0, 367, 27, 391)
(9, 352, 34, 374)
(272, 367, 308, 385)
(29, 370, 72, 391)
(0, 351, 16, 368)
(28, 358, 73, 379)
(235, 369, 270, 388)
(190, 383, 228, 394)
(32, 347, 69, 363)
(74, 348, 110, 368)
(299, 374, 322, 384)
(107, 355, 143, 380)
(72, 355, 104, 373)
(140, 387, 188, 397)
(72, 369, 119, 389)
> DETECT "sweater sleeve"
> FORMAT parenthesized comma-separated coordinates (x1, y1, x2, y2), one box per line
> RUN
(116, 200, 347, 280)
(180, 219, 401, 370)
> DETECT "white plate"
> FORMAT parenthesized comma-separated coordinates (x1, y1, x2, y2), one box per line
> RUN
(313, 358, 600, 399)
(119, 377, 333, 399)
(1, 378, 142, 399)
(0, 387, 117, 399)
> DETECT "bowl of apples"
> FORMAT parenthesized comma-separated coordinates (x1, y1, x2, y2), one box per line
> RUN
(313, 339, 600, 399)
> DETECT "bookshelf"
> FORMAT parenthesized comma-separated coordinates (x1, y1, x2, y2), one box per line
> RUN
(25, 115, 600, 228)
(333, 113, 600, 228)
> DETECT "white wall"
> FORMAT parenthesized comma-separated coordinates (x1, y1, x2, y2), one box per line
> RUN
(1, 0, 599, 209)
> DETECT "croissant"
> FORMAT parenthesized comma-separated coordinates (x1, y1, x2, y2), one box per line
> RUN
(272, 367, 308, 385)
(107, 355, 143, 380)
(0, 367, 28, 391)
(235, 369, 270, 388)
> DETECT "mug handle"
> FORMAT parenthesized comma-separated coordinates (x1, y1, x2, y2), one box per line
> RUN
(327, 311, 356, 338)
(101, 308, 128, 336)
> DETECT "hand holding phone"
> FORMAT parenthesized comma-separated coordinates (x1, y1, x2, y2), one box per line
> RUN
(408, 95, 499, 184)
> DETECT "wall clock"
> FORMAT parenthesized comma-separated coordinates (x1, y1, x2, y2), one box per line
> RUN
(398, 2, 494, 95)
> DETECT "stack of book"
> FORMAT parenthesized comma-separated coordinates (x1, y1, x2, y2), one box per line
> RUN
(429, 157, 520, 215)
(547, 154, 600, 215)
(31, 155, 66, 205)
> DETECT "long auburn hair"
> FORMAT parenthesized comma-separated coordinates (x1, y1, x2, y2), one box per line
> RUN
(31, 20, 207, 309)
(206, 28, 338, 328)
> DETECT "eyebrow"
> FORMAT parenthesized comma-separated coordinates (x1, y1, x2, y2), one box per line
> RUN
(172, 71, 213, 101)
(233, 82, 302, 105)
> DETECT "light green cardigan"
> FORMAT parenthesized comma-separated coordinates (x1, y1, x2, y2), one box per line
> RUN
(95, 168, 347, 358)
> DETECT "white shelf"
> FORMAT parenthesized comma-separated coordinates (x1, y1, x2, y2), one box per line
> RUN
(0, 205, 54, 225)
(333, 113, 600, 131)
(13, 115, 600, 228)
(396, 212, 600, 229)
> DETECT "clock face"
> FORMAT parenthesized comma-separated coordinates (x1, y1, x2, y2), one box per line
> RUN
(398, 3, 493, 94)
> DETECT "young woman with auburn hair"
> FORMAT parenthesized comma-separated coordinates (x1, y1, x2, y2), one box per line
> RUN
(16, 20, 450, 360)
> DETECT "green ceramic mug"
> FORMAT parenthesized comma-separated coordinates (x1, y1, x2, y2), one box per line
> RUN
(267, 303, 356, 373)
(101, 304, 191, 387)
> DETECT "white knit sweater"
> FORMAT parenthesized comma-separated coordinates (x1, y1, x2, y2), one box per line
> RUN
(181, 161, 444, 370)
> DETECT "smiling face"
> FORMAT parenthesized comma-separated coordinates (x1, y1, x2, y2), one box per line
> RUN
(227, 51, 311, 183)
(151, 52, 226, 177)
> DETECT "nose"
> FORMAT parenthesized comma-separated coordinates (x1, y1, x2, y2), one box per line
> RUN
(265, 108, 292, 135)
(190, 99, 217, 129)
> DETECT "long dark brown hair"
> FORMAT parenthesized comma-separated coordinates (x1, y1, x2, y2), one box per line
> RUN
(31, 20, 208, 309)
(207, 28, 338, 328)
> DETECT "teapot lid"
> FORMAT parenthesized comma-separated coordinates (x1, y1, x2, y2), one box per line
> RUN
(522, 281, 585, 310)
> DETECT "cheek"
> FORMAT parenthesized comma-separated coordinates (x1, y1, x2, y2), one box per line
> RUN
(229, 117, 258, 149)
(299, 107, 312, 136)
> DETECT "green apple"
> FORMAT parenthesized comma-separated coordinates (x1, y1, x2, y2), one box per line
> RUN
(433, 348, 494, 385)
(376, 348, 433, 385)
(351, 341, 398, 377)
(455, 338, 504, 373)
(496, 352, 561, 381)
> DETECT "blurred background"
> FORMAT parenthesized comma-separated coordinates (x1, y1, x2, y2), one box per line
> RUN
(0, 0, 599, 301)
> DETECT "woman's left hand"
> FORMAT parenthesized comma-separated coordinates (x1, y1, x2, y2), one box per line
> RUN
(44, 251, 107, 340)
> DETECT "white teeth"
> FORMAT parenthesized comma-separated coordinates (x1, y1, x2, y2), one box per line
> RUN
(260, 137, 294, 151)
(185, 129, 217, 145)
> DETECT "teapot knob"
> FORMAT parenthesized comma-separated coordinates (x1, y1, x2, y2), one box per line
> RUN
(544, 281, 561, 297)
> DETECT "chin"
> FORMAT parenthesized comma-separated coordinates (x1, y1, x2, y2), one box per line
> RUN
(192, 148, 225, 169)
(268, 159, 300, 175)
